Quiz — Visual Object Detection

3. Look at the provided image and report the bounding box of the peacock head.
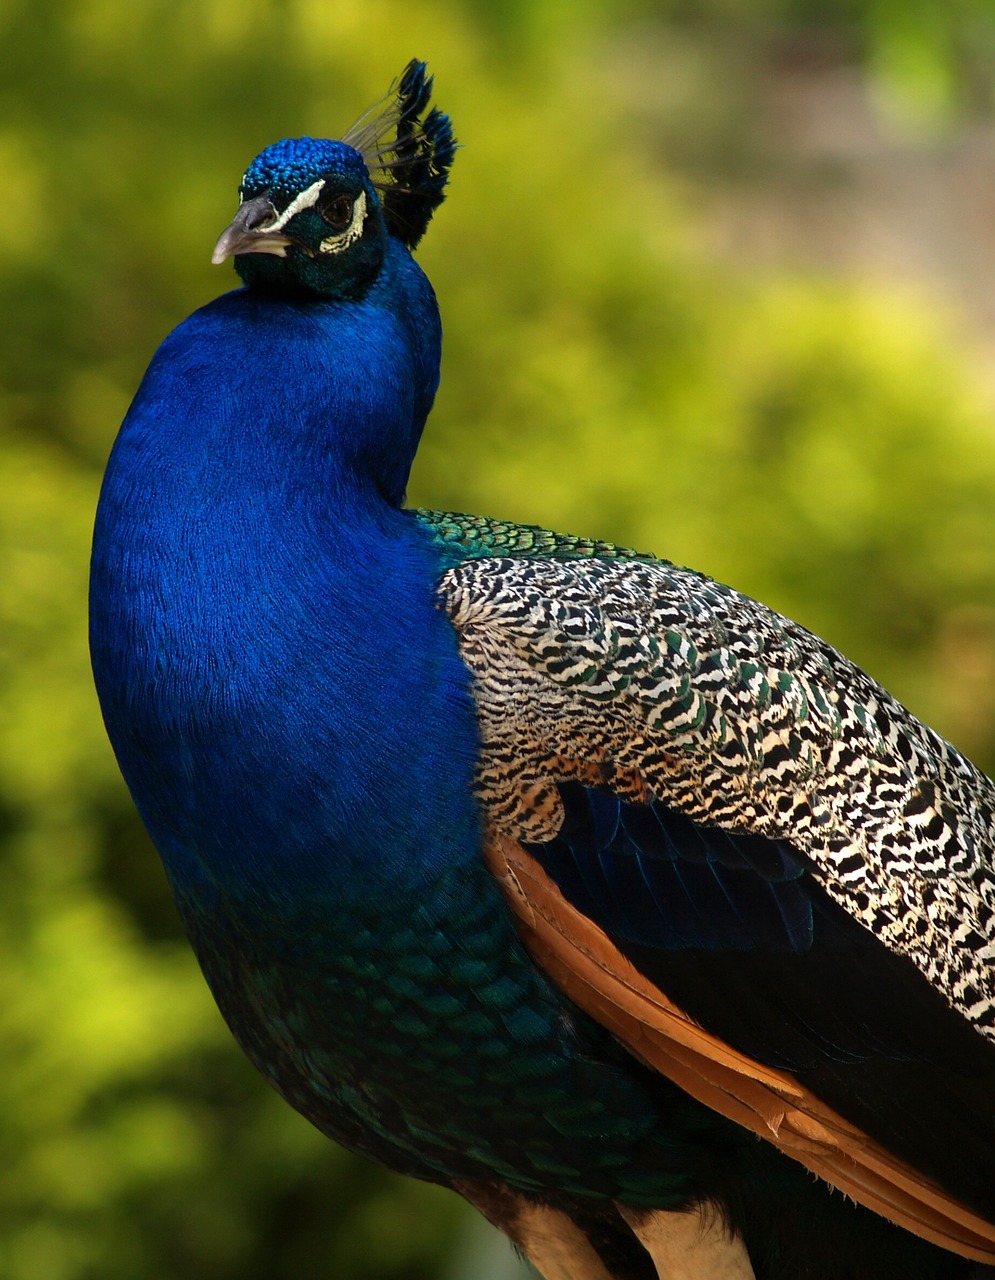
[211,60,456,300]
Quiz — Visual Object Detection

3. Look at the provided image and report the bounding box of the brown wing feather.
[484,831,995,1265]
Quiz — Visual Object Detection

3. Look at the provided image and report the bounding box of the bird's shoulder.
[414,506,995,1028]
[414,507,995,1253]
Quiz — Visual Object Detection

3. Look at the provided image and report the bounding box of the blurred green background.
[4,1,995,1277]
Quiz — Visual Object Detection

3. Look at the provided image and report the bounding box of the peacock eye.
[319,194,355,233]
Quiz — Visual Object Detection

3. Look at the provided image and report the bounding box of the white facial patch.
[318,188,367,255]
[262,178,327,232]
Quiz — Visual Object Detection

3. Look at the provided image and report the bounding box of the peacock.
[89,61,995,1280]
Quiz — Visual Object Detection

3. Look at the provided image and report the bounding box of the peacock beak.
[211,194,295,264]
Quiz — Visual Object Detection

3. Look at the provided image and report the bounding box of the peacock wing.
[436,549,995,1263]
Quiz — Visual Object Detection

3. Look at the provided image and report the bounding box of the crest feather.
[342,59,457,248]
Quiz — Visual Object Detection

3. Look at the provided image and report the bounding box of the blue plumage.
[242,137,367,195]
[535,786,812,953]
[90,62,995,1280]
[91,267,473,892]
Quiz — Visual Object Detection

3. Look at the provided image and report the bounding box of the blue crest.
[242,137,367,199]
[237,62,455,248]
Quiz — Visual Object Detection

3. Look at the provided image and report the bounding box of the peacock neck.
[90,251,482,914]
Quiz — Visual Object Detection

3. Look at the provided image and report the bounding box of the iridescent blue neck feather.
[90,238,480,911]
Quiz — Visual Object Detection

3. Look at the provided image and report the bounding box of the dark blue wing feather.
[534,782,812,955]
[518,779,995,1221]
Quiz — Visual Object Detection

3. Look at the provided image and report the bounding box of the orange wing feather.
[484,831,995,1265]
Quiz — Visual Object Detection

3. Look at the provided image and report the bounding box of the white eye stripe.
[318,188,367,255]
[250,178,327,232]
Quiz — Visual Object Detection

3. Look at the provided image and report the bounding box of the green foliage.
[3,1,995,1278]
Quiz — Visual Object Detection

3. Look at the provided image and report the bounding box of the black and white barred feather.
[436,551,995,1039]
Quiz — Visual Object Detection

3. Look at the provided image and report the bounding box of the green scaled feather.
[414,508,660,564]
